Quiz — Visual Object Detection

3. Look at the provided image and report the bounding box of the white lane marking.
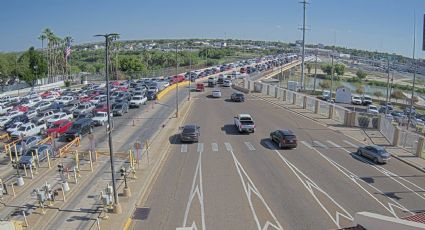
[300,141,313,149]
[228,149,283,230]
[313,141,328,149]
[338,145,425,203]
[327,140,341,148]
[224,142,233,152]
[197,143,204,153]
[211,143,218,152]
[182,151,206,230]
[308,144,413,218]
[343,140,359,148]
[181,144,188,153]
[274,149,353,228]
[244,142,256,151]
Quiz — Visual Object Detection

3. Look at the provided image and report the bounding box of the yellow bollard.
[89,151,93,172]
[75,150,79,170]
[35,149,40,168]
[46,149,51,169]
[7,145,12,163]
[14,144,19,162]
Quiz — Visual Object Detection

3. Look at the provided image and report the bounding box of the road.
[134,86,425,230]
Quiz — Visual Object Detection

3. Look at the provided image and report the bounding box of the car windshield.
[241,120,254,125]
[285,135,296,140]
[49,123,61,128]
[236,94,244,97]
[95,113,105,117]
[71,124,81,130]
[133,97,141,100]
[77,105,86,109]
[18,126,26,131]
[115,105,123,109]
[53,114,62,118]
[182,126,196,133]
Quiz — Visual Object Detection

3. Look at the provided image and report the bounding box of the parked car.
[33,110,55,124]
[367,105,379,114]
[112,103,129,116]
[63,118,93,141]
[130,96,148,108]
[351,96,362,105]
[47,112,73,124]
[73,103,94,118]
[4,115,29,130]
[361,95,373,105]
[92,112,110,126]
[270,130,297,149]
[357,145,390,164]
[230,93,245,102]
[10,122,47,139]
[6,122,24,134]
[196,83,205,92]
[18,144,54,168]
[179,124,200,142]
[47,119,73,137]
[223,79,232,87]
[146,91,156,101]
[11,136,43,156]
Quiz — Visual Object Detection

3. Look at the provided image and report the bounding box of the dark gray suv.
[179,124,200,142]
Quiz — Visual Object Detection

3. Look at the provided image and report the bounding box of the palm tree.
[63,36,73,80]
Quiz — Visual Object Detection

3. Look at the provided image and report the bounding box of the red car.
[196,83,205,92]
[93,103,111,113]
[14,105,29,112]
[47,120,73,137]
[79,96,92,103]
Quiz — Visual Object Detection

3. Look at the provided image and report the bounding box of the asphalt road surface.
[134,86,425,230]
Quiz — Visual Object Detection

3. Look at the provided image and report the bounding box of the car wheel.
[373,158,379,164]
[357,150,362,156]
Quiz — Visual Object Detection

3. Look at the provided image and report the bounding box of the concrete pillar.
[267,85,270,95]
[292,93,297,105]
[275,87,278,98]
[328,105,334,119]
[314,100,320,114]
[376,116,381,130]
[417,136,424,157]
[243,79,248,89]
[393,127,400,146]
[303,96,307,109]
[282,90,287,101]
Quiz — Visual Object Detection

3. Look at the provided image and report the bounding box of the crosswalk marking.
[300,141,313,149]
[343,140,359,148]
[212,143,218,152]
[197,143,204,153]
[181,144,188,153]
[313,141,328,149]
[327,140,341,148]
[224,142,233,151]
[244,142,256,151]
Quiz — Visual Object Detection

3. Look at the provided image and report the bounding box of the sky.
[0,0,424,58]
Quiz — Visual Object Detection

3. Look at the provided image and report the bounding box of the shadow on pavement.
[349,152,376,166]
[221,124,248,135]
[260,138,276,150]
[168,134,181,145]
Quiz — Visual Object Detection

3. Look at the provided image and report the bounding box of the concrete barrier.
[232,85,250,94]
[0,81,65,97]
[156,81,190,101]
[354,212,425,230]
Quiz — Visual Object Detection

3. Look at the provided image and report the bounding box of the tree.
[334,63,345,76]
[356,69,367,80]
[17,47,47,86]
[355,86,364,95]
[320,64,333,76]
[373,91,383,100]
[306,63,312,74]
[391,90,404,103]
[119,56,147,73]
[319,81,330,90]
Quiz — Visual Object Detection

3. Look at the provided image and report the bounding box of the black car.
[63,118,93,141]
[113,103,129,116]
[4,115,29,130]
[179,124,200,142]
[146,91,157,100]
[230,93,245,102]
[270,129,297,149]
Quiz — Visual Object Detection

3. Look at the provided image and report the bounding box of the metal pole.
[313,49,318,94]
[175,44,179,118]
[407,15,417,130]
[330,53,334,100]
[300,0,307,90]
[385,57,390,115]
[188,52,192,101]
[95,33,120,209]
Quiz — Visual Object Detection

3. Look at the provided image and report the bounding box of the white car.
[57,96,74,105]
[367,105,379,114]
[212,89,222,98]
[92,112,111,126]
[7,110,24,119]
[47,112,73,124]
[412,118,425,128]
[6,122,24,134]
[42,95,58,102]
[129,96,148,108]
[351,96,362,105]
[0,117,11,128]
[223,80,232,87]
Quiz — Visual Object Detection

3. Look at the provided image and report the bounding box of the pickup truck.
[11,122,47,139]
[0,104,13,115]
[46,112,73,124]
[234,114,255,133]
[92,111,111,126]
[73,103,95,118]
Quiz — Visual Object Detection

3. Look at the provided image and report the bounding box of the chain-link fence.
[399,130,419,154]
[380,116,395,144]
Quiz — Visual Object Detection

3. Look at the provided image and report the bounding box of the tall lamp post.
[94,33,122,214]
[175,44,179,117]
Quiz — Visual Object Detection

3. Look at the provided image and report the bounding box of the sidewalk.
[251,92,425,173]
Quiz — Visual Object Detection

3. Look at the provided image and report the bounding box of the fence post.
[282,90,286,101]
[303,96,307,109]
[417,136,424,157]
[314,100,320,114]
[393,127,401,146]
[266,85,270,95]
[328,105,334,119]
[292,93,296,105]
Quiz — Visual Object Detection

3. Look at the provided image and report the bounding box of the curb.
[391,154,425,174]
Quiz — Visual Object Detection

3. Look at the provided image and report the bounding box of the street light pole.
[313,49,318,94]
[299,0,308,91]
[175,44,179,118]
[94,33,121,214]
[188,52,192,101]
[407,14,417,131]
[385,57,391,115]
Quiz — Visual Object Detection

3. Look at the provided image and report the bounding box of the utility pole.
[407,14,417,130]
[188,52,192,101]
[94,33,121,214]
[175,44,179,118]
[385,57,391,115]
[313,48,318,94]
[299,0,308,90]
[330,52,334,100]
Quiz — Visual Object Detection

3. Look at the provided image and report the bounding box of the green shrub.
[64,81,71,87]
